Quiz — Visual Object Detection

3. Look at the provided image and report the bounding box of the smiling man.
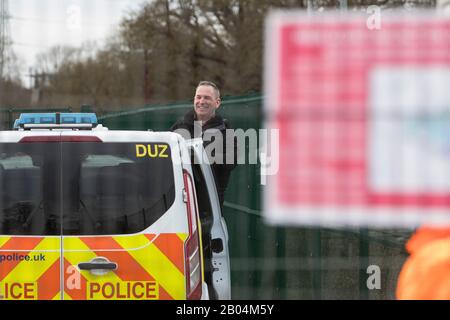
[170,80,236,209]
[193,81,221,123]
[171,81,237,300]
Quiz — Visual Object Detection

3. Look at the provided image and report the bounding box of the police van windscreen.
[0,142,175,236]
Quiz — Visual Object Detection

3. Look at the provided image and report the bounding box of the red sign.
[264,12,450,227]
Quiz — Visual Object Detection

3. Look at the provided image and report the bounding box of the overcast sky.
[8,0,145,83]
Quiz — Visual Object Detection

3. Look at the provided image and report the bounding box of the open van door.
[186,138,231,300]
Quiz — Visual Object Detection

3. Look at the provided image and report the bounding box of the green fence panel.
[98,93,413,300]
[2,94,412,299]
[0,107,73,130]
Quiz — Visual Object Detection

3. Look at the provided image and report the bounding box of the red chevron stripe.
[152,234,185,274]
[0,237,45,281]
[144,234,156,242]
[80,237,154,281]
[63,258,87,300]
[159,285,175,300]
[36,259,61,300]
[0,237,44,250]
[75,236,123,250]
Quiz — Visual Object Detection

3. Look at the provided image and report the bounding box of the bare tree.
[8,0,436,109]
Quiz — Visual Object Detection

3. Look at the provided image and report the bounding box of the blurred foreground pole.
[306,0,314,13]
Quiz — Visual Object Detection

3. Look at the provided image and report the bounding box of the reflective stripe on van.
[0,233,188,300]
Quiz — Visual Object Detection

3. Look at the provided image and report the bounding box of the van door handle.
[78,257,117,271]
[78,262,117,270]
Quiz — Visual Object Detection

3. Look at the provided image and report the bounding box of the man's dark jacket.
[170,109,237,207]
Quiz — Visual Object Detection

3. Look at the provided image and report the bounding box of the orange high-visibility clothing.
[396,226,450,300]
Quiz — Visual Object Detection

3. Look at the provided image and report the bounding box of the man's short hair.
[197,81,220,99]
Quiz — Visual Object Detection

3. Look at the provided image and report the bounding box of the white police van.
[0,113,230,300]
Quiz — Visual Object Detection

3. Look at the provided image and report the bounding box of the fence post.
[275,227,286,299]
[359,228,370,299]
[7,108,13,129]
[312,228,322,299]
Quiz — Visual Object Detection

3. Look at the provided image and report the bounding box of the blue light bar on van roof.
[13,113,98,129]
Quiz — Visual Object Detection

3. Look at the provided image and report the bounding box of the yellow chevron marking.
[63,237,94,252]
[0,282,37,300]
[63,237,125,300]
[196,230,205,284]
[2,238,60,284]
[111,234,153,250]
[176,233,188,242]
[0,237,10,248]
[53,292,63,300]
[114,235,185,300]
[63,234,153,252]
[87,281,159,300]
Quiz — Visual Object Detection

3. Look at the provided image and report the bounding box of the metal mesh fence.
[0,96,413,299]
[0,95,412,299]
[90,93,412,300]
[0,107,72,130]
